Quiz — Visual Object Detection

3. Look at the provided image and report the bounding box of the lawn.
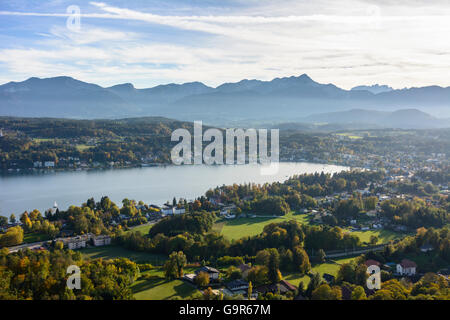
[126,223,153,235]
[282,256,360,287]
[216,211,312,241]
[75,144,93,151]
[349,229,404,244]
[23,233,51,243]
[80,245,167,265]
[131,268,198,300]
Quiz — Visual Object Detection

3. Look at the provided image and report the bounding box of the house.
[195,266,220,280]
[396,259,417,276]
[209,197,222,206]
[238,264,251,278]
[364,259,381,268]
[323,273,335,284]
[255,280,297,295]
[420,244,434,253]
[161,205,174,215]
[174,207,186,214]
[220,205,236,215]
[226,279,249,293]
[33,161,43,168]
[183,273,197,283]
[279,280,297,292]
[44,161,55,168]
[93,235,111,246]
[366,210,377,217]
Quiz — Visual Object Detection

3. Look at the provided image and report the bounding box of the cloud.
[0,0,450,89]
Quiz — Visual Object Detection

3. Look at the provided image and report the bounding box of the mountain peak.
[108,83,135,91]
[351,84,393,94]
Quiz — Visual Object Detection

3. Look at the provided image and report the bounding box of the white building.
[63,234,92,250]
[396,259,417,276]
[195,266,220,280]
[33,161,43,168]
[93,235,111,247]
[162,205,185,215]
[44,161,55,168]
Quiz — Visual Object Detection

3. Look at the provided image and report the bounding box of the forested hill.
[0,116,193,138]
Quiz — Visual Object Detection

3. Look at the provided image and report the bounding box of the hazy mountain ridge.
[1,75,449,128]
[351,84,394,94]
[301,108,450,129]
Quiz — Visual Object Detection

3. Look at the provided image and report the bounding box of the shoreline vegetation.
[0,167,448,300]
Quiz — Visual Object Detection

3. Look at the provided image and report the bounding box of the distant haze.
[0,74,449,127]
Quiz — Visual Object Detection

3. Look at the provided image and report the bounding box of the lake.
[0,162,348,217]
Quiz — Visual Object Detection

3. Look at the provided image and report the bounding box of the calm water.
[0,163,348,217]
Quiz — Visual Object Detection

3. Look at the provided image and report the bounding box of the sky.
[1,0,450,89]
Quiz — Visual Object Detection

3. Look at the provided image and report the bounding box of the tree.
[9,214,16,224]
[247,266,269,286]
[267,249,282,284]
[195,271,210,287]
[248,281,253,300]
[293,246,311,273]
[0,226,24,247]
[317,249,326,263]
[306,272,322,298]
[55,241,64,250]
[163,251,187,279]
[0,216,8,228]
[369,235,379,246]
[311,284,342,300]
[351,286,367,300]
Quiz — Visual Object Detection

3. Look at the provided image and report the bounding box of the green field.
[80,245,167,265]
[126,223,154,235]
[283,256,360,287]
[75,144,93,151]
[215,211,312,240]
[131,268,198,300]
[348,229,404,244]
[23,233,51,244]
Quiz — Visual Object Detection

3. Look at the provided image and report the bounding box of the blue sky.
[1,0,450,89]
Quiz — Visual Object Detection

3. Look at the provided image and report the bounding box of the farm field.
[80,245,167,265]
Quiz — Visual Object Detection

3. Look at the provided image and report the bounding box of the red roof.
[400,259,417,268]
[279,280,297,292]
[365,259,380,267]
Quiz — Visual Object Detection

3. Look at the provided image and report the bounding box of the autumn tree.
[163,251,187,279]
[195,271,210,287]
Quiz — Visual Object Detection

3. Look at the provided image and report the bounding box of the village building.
[255,280,297,296]
[93,235,112,246]
[420,244,434,253]
[62,234,92,250]
[226,279,249,295]
[365,259,381,268]
[396,259,417,276]
[195,266,220,280]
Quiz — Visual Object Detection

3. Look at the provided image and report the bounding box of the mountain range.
[0,74,449,128]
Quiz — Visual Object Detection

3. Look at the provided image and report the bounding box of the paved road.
[7,240,49,253]
[5,219,161,253]
[324,244,387,258]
